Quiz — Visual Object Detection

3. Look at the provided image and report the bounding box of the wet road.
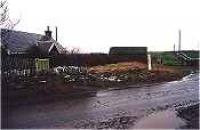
[7,73,199,128]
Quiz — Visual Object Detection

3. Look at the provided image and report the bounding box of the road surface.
[4,73,199,128]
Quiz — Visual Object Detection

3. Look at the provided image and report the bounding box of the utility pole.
[178,29,181,51]
[173,43,176,52]
[55,26,58,41]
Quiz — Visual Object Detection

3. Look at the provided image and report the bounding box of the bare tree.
[0,0,8,25]
[1,0,20,56]
[70,47,80,54]
[63,47,70,54]
[63,47,81,54]
[0,0,20,29]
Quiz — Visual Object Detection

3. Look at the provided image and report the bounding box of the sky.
[8,0,200,53]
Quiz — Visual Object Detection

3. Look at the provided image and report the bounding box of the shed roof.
[109,47,147,55]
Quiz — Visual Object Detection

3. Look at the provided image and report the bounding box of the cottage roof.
[0,28,65,54]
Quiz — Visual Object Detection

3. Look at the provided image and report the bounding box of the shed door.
[35,58,49,72]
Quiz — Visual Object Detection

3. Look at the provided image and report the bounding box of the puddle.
[96,91,109,97]
[133,109,186,129]
[181,73,199,82]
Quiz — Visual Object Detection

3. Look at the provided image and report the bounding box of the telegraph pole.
[178,29,181,51]
[173,43,176,52]
[55,26,58,41]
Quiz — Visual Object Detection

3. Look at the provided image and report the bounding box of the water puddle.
[133,109,186,129]
[181,73,199,82]
[96,91,109,97]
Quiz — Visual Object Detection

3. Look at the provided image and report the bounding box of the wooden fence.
[1,55,36,78]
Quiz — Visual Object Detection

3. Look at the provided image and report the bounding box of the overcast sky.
[8,0,200,53]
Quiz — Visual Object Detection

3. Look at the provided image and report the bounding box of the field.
[150,50,199,66]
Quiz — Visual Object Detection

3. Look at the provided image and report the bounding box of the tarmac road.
[4,73,199,129]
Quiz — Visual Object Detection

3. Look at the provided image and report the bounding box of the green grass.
[150,50,199,66]
[161,52,180,65]
[150,51,180,66]
[181,51,199,59]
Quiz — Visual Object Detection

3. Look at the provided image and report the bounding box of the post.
[148,54,152,71]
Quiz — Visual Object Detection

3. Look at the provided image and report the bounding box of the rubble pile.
[51,62,186,88]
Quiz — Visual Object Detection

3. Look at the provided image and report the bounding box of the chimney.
[45,26,52,39]
[55,26,58,41]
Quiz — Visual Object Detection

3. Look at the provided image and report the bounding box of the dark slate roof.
[38,41,54,53]
[0,28,64,54]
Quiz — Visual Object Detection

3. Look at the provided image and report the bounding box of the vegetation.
[150,50,199,66]
[150,51,180,66]
[0,0,20,29]
[89,62,147,74]
[181,51,199,59]
[86,61,188,88]
[160,52,180,66]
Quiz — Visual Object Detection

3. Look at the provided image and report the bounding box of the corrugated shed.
[109,47,147,56]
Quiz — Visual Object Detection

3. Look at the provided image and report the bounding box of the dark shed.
[109,47,147,55]
[109,47,148,63]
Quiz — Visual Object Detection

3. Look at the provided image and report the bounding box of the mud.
[2,73,198,129]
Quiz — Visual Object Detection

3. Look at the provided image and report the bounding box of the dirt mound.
[89,62,147,74]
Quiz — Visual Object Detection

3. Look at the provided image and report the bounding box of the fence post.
[148,54,152,71]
